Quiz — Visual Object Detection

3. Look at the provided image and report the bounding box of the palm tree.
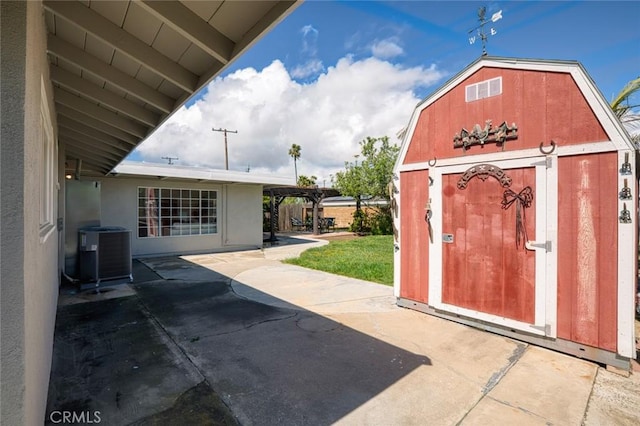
[288,143,301,184]
[611,77,640,146]
[611,77,639,118]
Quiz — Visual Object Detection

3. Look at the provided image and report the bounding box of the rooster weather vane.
[468,6,503,56]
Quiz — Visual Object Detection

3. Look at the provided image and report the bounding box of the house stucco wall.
[1,1,60,425]
[99,177,262,256]
[0,3,27,422]
[224,184,263,247]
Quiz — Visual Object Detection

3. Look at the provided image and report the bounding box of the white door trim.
[428,156,556,337]
[617,149,636,357]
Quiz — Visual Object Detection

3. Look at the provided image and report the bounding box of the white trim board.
[427,157,555,337]
[397,140,618,172]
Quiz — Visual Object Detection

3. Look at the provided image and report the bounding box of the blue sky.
[226,0,638,101]
[131,0,640,183]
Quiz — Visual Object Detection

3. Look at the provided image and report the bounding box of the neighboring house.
[319,196,389,229]
[393,56,637,371]
[0,1,301,424]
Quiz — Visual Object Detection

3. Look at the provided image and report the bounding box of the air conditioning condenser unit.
[78,226,132,289]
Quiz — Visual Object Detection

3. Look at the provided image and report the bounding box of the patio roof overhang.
[111,161,295,187]
[44,0,302,178]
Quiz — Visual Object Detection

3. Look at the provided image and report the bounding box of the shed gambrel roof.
[395,56,636,170]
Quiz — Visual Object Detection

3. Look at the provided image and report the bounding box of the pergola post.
[263,186,340,239]
[312,199,319,235]
[269,189,276,242]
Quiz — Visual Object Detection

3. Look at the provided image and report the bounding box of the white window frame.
[137,187,218,238]
[465,77,502,102]
[39,77,56,242]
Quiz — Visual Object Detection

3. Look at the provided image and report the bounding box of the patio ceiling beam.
[66,159,111,176]
[232,1,298,57]
[137,1,233,65]
[43,0,198,93]
[60,133,127,164]
[57,116,135,152]
[54,87,148,139]
[47,35,175,114]
[196,62,225,89]
[59,130,128,160]
[62,149,120,173]
[64,154,113,173]
[64,144,119,169]
[65,156,110,175]
[56,104,140,146]
[51,65,160,127]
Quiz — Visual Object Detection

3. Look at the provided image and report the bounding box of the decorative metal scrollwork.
[539,140,557,155]
[620,203,632,224]
[502,187,533,248]
[619,178,632,200]
[453,120,518,150]
[388,182,398,217]
[620,152,632,175]
[425,199,434,243]
[457,163,512,190]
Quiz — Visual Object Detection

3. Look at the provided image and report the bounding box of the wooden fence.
[275,204,305,231]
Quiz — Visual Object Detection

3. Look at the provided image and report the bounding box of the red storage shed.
[392,57,637,370]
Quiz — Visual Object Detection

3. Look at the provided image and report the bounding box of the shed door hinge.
[525,240,552,252]
[531,158,553,169]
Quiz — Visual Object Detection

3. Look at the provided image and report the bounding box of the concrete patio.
[46,235,640,425]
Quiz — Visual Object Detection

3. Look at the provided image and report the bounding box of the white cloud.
[300,24,319,55]
[291,59,324,79]
[371,38,404,59]
[133,56,445,182]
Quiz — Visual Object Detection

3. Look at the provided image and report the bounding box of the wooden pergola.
[264,186,340,241]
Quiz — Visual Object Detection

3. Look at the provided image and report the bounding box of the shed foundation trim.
[396,298,632,371]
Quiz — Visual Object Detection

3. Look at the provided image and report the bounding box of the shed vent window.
[138,187,217,238]
[465,77,502,102]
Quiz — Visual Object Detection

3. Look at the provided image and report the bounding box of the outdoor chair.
[317,217,336,233]
[325,217,336,231]
[291,217,305,231]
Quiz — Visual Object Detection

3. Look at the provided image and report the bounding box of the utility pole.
[212,127,238,170]
[161,156,179,165]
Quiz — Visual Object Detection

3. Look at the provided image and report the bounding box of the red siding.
[557,153,618,351]
[400,170,430,303]
[441,168,536,323]
[404,68,609,165]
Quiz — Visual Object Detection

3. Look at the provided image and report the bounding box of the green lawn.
[283,235,394,286]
